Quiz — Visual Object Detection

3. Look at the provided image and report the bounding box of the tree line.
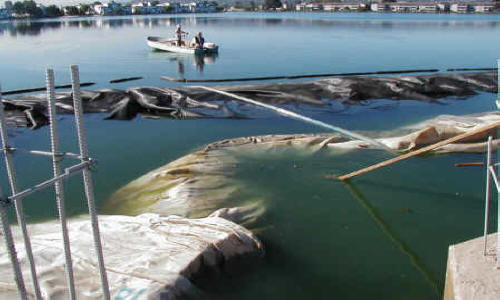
[3,1,120,17]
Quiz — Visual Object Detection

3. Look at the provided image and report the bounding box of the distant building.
[390,3,419,13]
[370,3,389,12]
[323,2,366,12]
[296,2,322,11]
[417,3,437,13]
[450,3,472,13]
[131,2,164,14]
[156,2,177,13]
[472,2,495,13]
[129,1,215,14]
[0,8,11,19]
[295,3,305,11]
[187,1,217,13]
[437,3,450,12]
[94,1,123,15]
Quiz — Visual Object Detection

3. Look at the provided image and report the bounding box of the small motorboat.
[147,36,219,55]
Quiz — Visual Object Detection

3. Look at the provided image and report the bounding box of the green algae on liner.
[105,111,499,224]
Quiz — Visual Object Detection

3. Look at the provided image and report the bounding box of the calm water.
[1,12,500,90]
[0,12,499,299]
[203,149,494,300]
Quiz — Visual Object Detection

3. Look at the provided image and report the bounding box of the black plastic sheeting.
[2,72,497,129]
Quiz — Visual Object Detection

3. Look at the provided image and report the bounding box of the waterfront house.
[472,2,495,13]
[94,1,123,15]
[156,2,178,13]
[295,2,322,11]
[323,2,366,12]
[450,3,471,13]
[437,3,450,12]
[370,3,390,12]
[295,3,305,11]
[189,1,216,13]
[131,2,145,14]
[390,3,419,13]
[0,8,11,19]
[417,3,437,13]
[131,2,164,14]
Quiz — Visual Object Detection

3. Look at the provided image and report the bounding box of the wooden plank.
[337,122,499,181]
[454,162,484,167]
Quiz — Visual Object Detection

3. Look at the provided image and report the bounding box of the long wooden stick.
[337,122,499,181]
[454,162,484,167]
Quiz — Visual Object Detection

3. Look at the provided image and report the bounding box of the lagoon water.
[1,12,500,299]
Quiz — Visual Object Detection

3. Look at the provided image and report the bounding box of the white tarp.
[0,213,263,299]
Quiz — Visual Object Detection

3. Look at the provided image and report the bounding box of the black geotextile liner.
[2,72,497,129]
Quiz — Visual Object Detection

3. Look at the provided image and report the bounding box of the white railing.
[483,58,500,263]
[484,135,500,266]
[0,66,110,299]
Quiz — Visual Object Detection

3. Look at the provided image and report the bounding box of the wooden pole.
[454,162,484,167]
[337,122,500,181]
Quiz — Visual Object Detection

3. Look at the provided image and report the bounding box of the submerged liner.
[1,72,497,129]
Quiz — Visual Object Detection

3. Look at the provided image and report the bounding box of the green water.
[202,148,493,299]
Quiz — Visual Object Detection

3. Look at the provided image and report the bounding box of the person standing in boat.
[195,32,205,49]
[175,24,187,47]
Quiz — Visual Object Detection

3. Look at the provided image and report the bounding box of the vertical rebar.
[46,69,76,299]
[484,136,492,256]
[0,84,42,299]
[0,192,27,299]
[70,65,110,299]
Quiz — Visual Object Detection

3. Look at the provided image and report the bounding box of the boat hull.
[147,36,218,54]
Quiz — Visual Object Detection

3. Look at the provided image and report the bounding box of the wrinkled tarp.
[2,72,497,128]
[106,112,499,221]
[0,213,263,299]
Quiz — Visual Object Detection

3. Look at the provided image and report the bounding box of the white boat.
[147,36,219,55]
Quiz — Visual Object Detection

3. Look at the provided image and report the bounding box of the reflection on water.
[194,52,217,73]
[149,50,218,75]
[1,12,499,92]
[1,13,499,37]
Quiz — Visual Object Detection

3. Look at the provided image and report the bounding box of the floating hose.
[195,85,394,153]
[109,77,143,84]
[3,82,95,96]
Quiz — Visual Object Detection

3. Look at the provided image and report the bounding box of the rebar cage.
[0,66,110,299]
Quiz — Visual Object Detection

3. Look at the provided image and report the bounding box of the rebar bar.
[8,161,94,202]
[0,186,27,299]
[46,69,76,299]
[0,84,42,299]
[70,65,110,299]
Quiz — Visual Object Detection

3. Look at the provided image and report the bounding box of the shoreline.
[2,10,500,21]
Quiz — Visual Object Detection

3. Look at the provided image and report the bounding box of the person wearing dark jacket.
[194,32,205,49]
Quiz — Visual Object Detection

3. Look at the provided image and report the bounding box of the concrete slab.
[444,233,500,300]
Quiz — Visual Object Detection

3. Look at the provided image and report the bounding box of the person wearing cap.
[175,24,187,46]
